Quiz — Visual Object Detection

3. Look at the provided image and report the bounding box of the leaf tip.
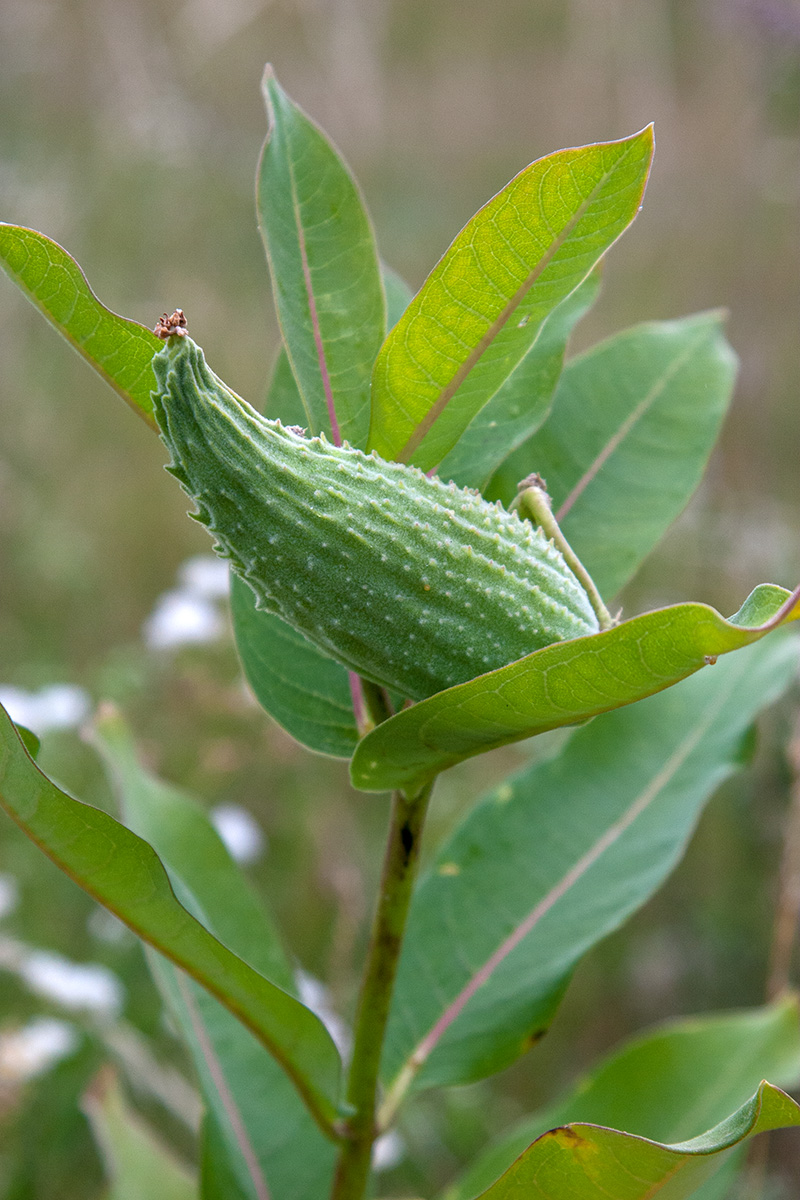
[260,63,279,127]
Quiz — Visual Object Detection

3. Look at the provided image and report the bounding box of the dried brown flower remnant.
[154,310,188,339]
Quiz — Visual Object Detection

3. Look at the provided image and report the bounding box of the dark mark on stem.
[400,821,415,865]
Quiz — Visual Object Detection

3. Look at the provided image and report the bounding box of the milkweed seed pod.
[152,333,599,700]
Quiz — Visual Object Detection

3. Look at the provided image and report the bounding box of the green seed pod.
[152,334,599,700]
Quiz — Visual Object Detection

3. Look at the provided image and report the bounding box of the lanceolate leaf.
[445,994,800,1199]
[263,342,310,428]
[0,224,160,426]
[200,1112,251,1200]
[152,959,337,1200]
[93,709,337,1200]
[351,584,800,793]
[258,67,385,448]
[0,704,342,1132]
[262,263,413,430]
[231,573,359,758]
[437,268,601,491]
[487,312,738,598]
[368,128,654,472]
[468,1083,800,1200]
[379,636,799,1097]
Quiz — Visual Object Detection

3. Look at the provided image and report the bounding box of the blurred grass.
[1,1,800,1196]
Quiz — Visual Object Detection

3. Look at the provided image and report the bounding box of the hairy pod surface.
[152,336,599,700]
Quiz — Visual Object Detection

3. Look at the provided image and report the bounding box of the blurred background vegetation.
[1,1,800,1196]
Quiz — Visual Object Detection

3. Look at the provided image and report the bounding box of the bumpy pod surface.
[152,336,599,700]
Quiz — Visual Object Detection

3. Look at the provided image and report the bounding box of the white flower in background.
[295,970,351,1056]
[178,554,230,599]
[19,951,124,1017]
[211,803,266,864]
[0,683,90,734]
[143,590,224,650]
[143,554,229,650]
[0,875,19,921]
[372,1129,405,1172]
[0,1018,78,1083]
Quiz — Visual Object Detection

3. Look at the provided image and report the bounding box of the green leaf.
[367,128,654,472]
[152,958,337,1200]
[92,708,336,1200]
[437,268,601,491]
[487,312,738,598]
[0,702,342,1132]
[379,635,799,1097]
[0,224,160,427]
[92,705,293,987]
[466,1082,800,1200]
[263,343,310,427]
[231,573,360,758]
[13,723,40,760]
[263,262,414,430]
[257,67,385,447]
[83,1068,197,1200]
[351,584,800,793]
[200,1113,251,1200]
[444,994,800,1199]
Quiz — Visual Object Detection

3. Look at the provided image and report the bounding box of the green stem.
[514,476,615,631]
[360,678,395,730]
[766,710,800,999]
[330,780,435,1200]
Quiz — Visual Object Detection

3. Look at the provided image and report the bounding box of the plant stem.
[360,678,395,729]
[766,710,800,999]
[330,780,434,1200]
[747,710,800,1196]
[514,475,614,631]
